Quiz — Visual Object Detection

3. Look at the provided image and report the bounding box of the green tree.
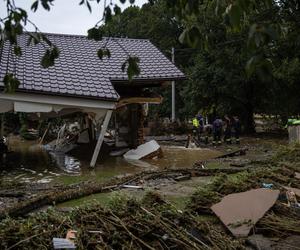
[180,0,300,132]
[0,0,141,88]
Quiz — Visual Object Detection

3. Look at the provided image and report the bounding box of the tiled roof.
[0,33,185,101]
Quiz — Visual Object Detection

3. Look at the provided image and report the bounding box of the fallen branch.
[0,167,246,219]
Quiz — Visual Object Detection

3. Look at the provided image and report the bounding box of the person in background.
[233,116,241,144]
[192,116,200,140]
[212,117,223,145]
[223,115,232,144]
[203,124,212,144]
[0,137,8,162]
[196,113,204,141]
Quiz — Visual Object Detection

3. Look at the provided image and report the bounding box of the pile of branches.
[2,144,300,249]
[0,192,244,250]
[257,203,300,237]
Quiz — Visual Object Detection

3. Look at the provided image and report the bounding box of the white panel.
[123,140,160,160]
[14,101,53,113]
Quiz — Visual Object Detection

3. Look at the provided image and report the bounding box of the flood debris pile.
[1,144,300,249]
[187,144,300,248]
[0,192,244,250]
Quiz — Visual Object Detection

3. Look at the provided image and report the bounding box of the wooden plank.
[116,96,163,109]
[90,110,113,167]
[215,148,248,159]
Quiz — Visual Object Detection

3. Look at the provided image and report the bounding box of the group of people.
[192,114,241,146]
[0,137,8,162]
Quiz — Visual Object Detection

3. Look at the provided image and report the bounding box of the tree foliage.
[0,0,141,92]
[167,0,300,77]
[180,0,300,132]
[1,0,300,133]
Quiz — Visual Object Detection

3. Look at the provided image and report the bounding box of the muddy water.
[0,137,222,185]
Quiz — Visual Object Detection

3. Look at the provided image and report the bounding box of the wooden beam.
[90,110,113,167]
[116,96,163,109]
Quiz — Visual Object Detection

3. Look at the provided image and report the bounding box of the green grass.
[57,192,115,208]
[165,195,189,210]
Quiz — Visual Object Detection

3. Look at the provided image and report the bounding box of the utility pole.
[0,114,3,138]
[171,47,175,122]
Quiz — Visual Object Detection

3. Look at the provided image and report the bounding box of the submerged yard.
[0,135,222,185]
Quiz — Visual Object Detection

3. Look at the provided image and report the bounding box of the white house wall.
[0,93,116,110]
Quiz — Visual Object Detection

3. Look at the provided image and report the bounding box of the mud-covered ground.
[0,134,285,211]
[2,134,299,250]
[57,135,285,210]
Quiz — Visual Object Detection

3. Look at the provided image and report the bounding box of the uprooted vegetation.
[0,192,244,250]
[186,144,300,242]
[1,144,300,249]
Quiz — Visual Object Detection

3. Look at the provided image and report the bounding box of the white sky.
[0,0,147,35]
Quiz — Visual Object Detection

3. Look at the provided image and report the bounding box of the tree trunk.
[243,103,256,134]
[243,80,256,134]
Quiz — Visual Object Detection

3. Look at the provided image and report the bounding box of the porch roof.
[0,33,185,101]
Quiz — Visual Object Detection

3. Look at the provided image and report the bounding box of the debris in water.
[215,148,248,159]
[123,140,162,160]
[211,188,279,237]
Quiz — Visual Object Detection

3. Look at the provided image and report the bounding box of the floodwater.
[0,136,222,186]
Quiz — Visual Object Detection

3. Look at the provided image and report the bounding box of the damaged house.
[0,33,185,166]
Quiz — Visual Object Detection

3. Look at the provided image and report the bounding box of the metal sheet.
[211,188,279,237]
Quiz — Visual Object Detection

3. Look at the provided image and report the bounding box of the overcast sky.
[0,0,147,35]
